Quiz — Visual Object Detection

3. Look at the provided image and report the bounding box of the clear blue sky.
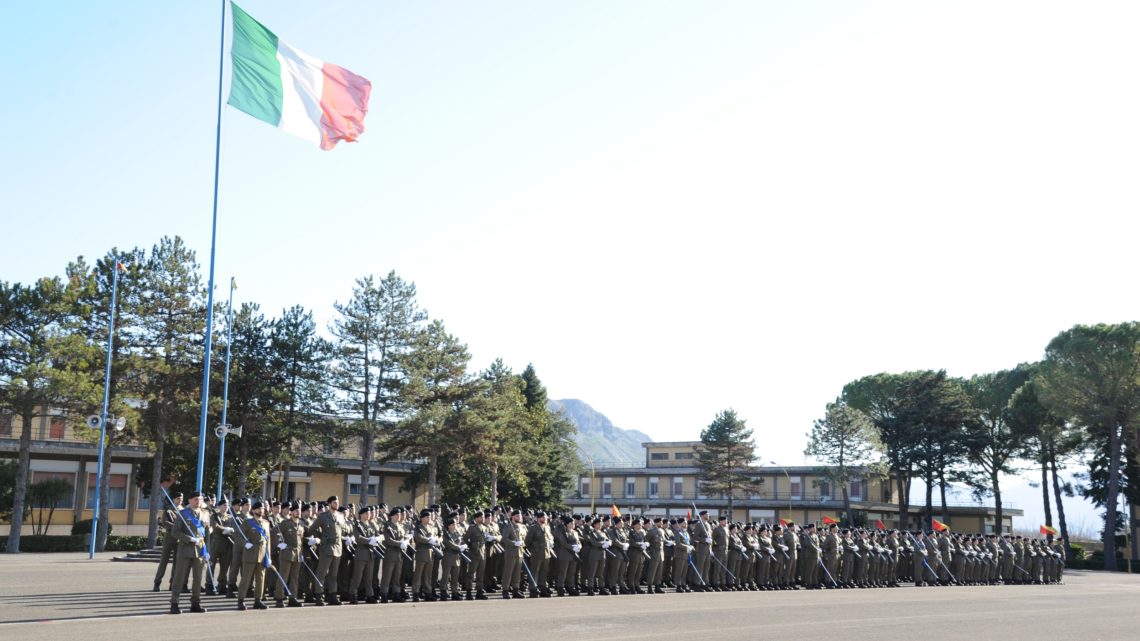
[3,1,1137,530]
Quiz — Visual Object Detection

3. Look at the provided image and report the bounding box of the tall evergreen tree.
[805,401,885,523]
[135,236,206,547]
[842,373,912,527]
[695,409,758,521]
[329,272,425,505]
[0,276,97,552]
[1041,323,1140,571]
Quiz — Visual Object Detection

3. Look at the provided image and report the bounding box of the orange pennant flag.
[822,516,839,525]
[931,518,948,532]
[875,519,886,530]
[778,518,790,527]
[1040,524,1058,536]
[611,504,621,518]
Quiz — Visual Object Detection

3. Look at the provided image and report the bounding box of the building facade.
[566,441,1021,534]
[0,411,428,537]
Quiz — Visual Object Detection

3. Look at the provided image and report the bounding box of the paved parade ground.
[1,553,1138,641]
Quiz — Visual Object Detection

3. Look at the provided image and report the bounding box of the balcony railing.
[565,491,1017,511]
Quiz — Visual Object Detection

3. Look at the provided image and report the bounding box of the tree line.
[0,236,577,554]
[803,324,1140,571]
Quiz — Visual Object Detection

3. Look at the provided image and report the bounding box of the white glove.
[513,539,523,547]
[571,543,582,553]
[601,540,611,549]
[190,536,201,545]
[460,544,468,552]
[400,540,408,550]
[277,542,287,550]
[779,544,788,551]
[665,540,675,547]
[705,536,713,544]
[686,545,694,553]
[485,534,495,542]
[244,542,253,550]
[620,542,629,551]
[307,536,319,546]
[369,536,379,546]
[222,527,234,535]
[767,547,775,554]
[639,542,648,549]
[343,536,353,544]
[429,536,439,546]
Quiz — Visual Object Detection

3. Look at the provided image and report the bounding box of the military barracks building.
[565,441,1022,534]
[0,411,427,537]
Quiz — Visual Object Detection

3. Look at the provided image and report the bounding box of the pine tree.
[695,409,758,521]
[805,401,885,523]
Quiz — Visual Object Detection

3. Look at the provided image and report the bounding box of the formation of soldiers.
[157,493,1067,614]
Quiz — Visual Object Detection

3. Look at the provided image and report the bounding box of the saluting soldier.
[168,491,210,614]
[272,501,304,608]
[236,500,272,611]
[307,495,351,605]
[525,511,555,597]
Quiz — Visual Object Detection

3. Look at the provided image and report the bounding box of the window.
[86,473,127,509]
[674,452,693,460]
[601,477,613,499]
[789,476,802,501]
[672,477,684,499]
[818,480,831,500]
[697,481,708,500]
[0,412,12,437]
[650,453,669,461]
[579,476,591,497]
[137,490,151,510]
[625,478,636,499]
[348,481,378,497]
[31,471,76,509]
[49,417,65,439]
[648,477,659,499]
[849,479,865,501]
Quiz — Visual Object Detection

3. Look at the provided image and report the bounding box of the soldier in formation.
[160,499,1067,613]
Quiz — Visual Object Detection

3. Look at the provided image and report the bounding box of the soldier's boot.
[169,604,181,614]
[501,589,511,600]
[349,595,359,605]
[287,597,303,608]
[366,595,379,604]
[154,581,162,593]
[529,588,539,598]
[225,585,237,599]
[204,585,216,596]
[438,590,448,601]
[312,594,325,607]
[556,587,566,597]
[380,593,389,604]
[327,594,342,606]
[475,590,488,600]
[236,600,247,611]
[512,588,525,599]
[586,586,596,596]
[451,591,462,601]
[654,586,665,594]
[275,598,285,608]
[253,600,268,610]
[189,604,207,613]
[465,590,474,601]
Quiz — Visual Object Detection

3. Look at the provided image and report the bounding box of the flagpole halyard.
[196,0,228,493]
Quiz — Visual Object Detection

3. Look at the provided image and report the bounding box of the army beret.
[187,491,202,500]
[699,510,709,516]
[300,503,311,512]
[773,525,783,531]
[270,499,280,507]
[326,495,339,504]
[217,498,228,506]
[482,510,492,517]
[535,511,546,518]
[444,518,456,527]
[289,502,301,511]
[358,506,369,515]
[560,515,573,524]
[653,517,662,523]
[728,523,738,530]
[828,523,838,530]
[420,509,432,518]
[337,505,349,513]
[237,497,250,506]
[804,523,815,529]
[511,509,521,516]
[457,507,467,514]
[590,518,601,525]
[171,491,184,499]
[743,523,753,530]
[251,501,264,510]
[717,514,727,521]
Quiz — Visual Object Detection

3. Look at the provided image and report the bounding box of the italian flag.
[228,2,372,150]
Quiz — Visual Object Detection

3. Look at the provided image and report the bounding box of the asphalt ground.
[1,553,1138,641]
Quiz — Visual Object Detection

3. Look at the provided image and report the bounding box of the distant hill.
[548,399,652,466]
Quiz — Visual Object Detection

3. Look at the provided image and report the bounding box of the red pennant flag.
[822,516,839,525]
[611,504,621,518]
[778,518,790,527]
[686,509,692,520]
[876,519,886,530]
[931,518,948,532]
[1040,524,1058,536]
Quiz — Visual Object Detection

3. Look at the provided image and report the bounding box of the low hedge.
[0,535,148,552]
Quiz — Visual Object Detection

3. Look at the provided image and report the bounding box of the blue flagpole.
[89,260,120,559]
[216,278,235,499]
[196,0,227,493]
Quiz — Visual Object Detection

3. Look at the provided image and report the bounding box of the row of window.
[649,452,694,460]
[580,476,867,501]
[0,413,68,439]
[28,471,134,510]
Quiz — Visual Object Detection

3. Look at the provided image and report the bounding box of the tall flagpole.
[89,259,120,559]
[216,278,236,499]
[196,0,227,492]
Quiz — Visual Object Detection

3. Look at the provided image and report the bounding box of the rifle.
[223,495,292,598]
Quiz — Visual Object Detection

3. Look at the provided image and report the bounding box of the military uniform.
[168,493,209,614]
[236,503,272,610]
[154,493,183,592]
[308,497,351,605]
[525,513,555,597]
[273,505,304,607]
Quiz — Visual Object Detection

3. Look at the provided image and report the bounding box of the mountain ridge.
[548,398,652,466]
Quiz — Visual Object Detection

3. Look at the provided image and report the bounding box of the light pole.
[89,259,123,559]
[215,277,236,500]
[770,460,793,521]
